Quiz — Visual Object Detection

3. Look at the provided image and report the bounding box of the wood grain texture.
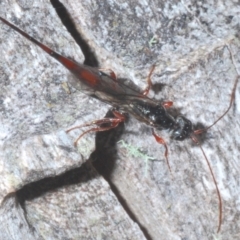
[0,0,240,239]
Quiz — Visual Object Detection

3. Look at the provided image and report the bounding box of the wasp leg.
[151,129,172,173]
[66,111,126,146]
[142,65,155,96]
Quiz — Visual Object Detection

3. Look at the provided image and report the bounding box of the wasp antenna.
[205,75,238,132]
[190,134,222,233]
[190,43,239,232]
[196,43,239,134]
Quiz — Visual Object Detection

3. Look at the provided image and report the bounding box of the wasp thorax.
[171,116,193,141]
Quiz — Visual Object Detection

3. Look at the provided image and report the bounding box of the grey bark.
[0,0,240,239]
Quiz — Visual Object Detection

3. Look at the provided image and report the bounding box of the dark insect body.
[1,16,238,233]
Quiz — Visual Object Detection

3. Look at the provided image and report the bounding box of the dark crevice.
[50,0,99,67]
[107,180,153,240]
[6,161,97,233]
[90,110,125,179]
[16,161,97,207]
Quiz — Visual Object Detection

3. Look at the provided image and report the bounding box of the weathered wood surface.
[0,0,240,239]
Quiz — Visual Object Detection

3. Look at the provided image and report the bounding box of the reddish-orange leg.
[66,110,125,146]
[152,129,171,173]
[142,66,174,172]
[142,66,174,108]
[142,65,156,96]
[152,101,174,173]
[162,101,173,108]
